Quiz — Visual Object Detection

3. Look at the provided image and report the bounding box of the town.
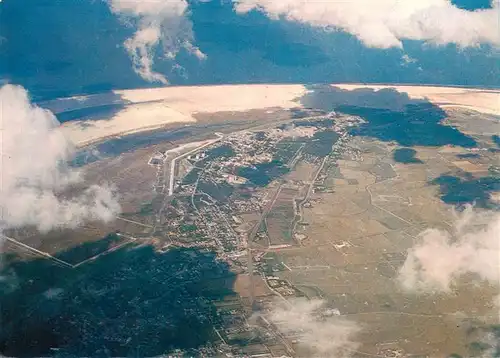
[140,111,365,357]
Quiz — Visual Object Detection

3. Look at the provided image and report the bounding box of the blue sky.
[0,0,498,100]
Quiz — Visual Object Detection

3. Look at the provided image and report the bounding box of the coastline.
[42,83,499,148]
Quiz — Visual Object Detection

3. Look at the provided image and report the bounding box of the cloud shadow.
[301,85,477,148]
[431,173,500,209]
[393,148,424,164]
[39,91,132,124]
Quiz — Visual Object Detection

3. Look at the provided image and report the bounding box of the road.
[291,154,329,235]
[1,234,74,268]
[248,185,283,243]
[72,234,136,268]
[242,115,334,306]
[246,184,284,307]
[116,216,154,228]
[167,133,224,196]
[0,231,145,270]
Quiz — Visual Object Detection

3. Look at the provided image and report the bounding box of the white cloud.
[0,85,121,233]
[265,298,360,357]
[233,0,500,49]
[109,0,206,84]
[398,206,500,292]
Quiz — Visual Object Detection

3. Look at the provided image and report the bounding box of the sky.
[0,0,499,100]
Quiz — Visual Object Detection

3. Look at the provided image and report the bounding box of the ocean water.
[1,0,499,101]
[451,0,493,10]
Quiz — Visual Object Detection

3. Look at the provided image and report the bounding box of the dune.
[43,84,307,115]
[61,102,196,147]
[45,84,498,147]
[116,84,307,113]
[52,84,306,147]
[335,84,500,115]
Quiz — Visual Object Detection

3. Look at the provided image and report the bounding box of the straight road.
[1,234,73,268]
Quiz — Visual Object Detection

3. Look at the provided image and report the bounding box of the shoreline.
[36,82,500,106]
[46,84,499,148]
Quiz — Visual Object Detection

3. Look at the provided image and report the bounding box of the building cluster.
[186,152,207,161]
[164,116,364,258]
[197,205,243,253]
[230,192,267,213]
[147,113,366,357]
[266,277,296,297]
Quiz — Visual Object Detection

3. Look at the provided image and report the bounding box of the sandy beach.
[335,84,500,115]
[43,84,499,147]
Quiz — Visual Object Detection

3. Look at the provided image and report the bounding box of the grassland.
[264,127,499,356]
